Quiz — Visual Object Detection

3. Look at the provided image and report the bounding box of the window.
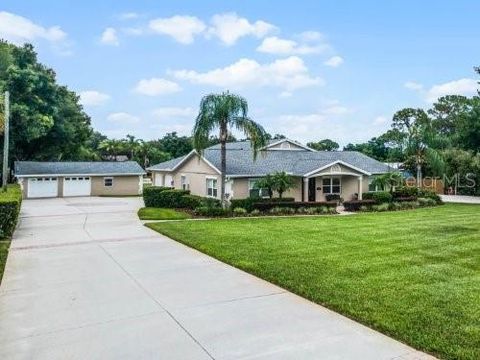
[322,177,341,194]
[248,179,270,198]
[181,175,188,190]
[206,178,218,197]
[104,177,113,187]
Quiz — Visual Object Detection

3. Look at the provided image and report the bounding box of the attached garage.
[27,177,58,198]
[15,161,146,199]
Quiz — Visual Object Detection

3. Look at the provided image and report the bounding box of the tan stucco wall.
[231,177,303,201]
[152,154,220,198]
[91,176,141,196]
[312,175,369,201]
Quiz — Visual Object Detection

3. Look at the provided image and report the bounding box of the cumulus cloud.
[257,36,326,55]
[100,27,119,46]
[133,78,181,96]
[207,13,276,46]
[148,15,206,44]
[404,81,423,91]
[79,91,111,106]
[152,107,195,119]
[0,11,68,50]
[107,112,140,124]
[425,78,478,103]
[405,78,478,103]
[171,56,323,92]
[324,56,344,67]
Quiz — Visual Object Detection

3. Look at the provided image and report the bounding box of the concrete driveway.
[0,197,434,359]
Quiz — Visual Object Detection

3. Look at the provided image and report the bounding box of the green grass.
[147,204,480,360]
[138,207,191,220]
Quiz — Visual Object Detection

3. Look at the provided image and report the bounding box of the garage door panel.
[28,178,58,198]
[63,177,91,197]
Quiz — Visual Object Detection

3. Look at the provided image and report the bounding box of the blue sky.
[1,1,479,145]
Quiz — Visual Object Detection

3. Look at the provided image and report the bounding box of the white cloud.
[324,56,344,67]
[0,11,68,46]
[152,107,195,119]
[171,56,323,92]
[107,112,140,124]
[149,15,206,44]
[100,27,119,46]
[405,78,478,103]
[79,91,111,106]
[118,12,139,20]
[257,36,325,55]
[207,13,276,46]
[373,115,388,125]
[404,81,423,91]
[298,31,324,42]
[133,78,181,96]
[425,78,478,103]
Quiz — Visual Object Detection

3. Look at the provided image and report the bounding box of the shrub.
[305,207,318,215]
[0,185,23,239]
[343,200,376,212]
[359,205,369,212]
[201,197,222,208]
[280,207,295,215]
[327,207,338,214]
[418,189,442,204]
[417,198,437,207]
[233,207,248,216]
[362,191,393,204]
[390,202,402,211]
[194,206,229,217]
[376,203,390,212]
[142,186,174,207]
[180,194,203,209]
[252,201,336,212]
[392,186,419,200]
[250,209,261,216]
[230,197,296,212]
[269,206,283,215]
[325,194,341,202]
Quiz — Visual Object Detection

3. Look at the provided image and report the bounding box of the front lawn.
[137,207,191,220]
[147,203,480,360]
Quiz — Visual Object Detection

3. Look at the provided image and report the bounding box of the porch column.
[161,173,166,186]
[303,177,309,202]
[358,175,363,200]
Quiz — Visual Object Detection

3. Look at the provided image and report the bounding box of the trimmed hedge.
[230,197,295,212]
[143,186,222,209]
[325,194,341,202]
[362,191,393,204]
[343,200,376,212]
[194,206,229,217]
[251,201,337,212]
[0,185,23,239]
[143,186,174,207]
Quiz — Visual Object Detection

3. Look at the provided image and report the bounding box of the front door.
[308,178,316,202]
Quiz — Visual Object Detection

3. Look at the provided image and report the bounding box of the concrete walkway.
[0,197,435,359]
[440,194,480,204]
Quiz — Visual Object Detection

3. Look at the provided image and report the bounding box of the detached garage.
[15,161,146,199]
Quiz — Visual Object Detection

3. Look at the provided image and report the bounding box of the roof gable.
[262,139,316,152]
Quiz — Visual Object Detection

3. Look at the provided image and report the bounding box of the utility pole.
[2,91,9,191]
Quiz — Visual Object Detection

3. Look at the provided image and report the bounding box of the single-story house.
[147,139,392,202]
[15,161,145,199]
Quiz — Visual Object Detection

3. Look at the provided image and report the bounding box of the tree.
[307,139,339,151]
[155,132,192,158]
[255,174,274,199]
[271,171,295,198]
[392,108,444,186]
[371,172,404,194]
[135,141,170,168]
[193,92,268,207]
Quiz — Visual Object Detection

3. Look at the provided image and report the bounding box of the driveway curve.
[0,197,435,359]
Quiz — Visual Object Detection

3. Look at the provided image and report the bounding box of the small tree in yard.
[271,172,295,199]
[255,174,274,199]
[371,172,404,194]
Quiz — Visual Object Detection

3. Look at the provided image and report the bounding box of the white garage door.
[28,177,58,198]
[63,176,91,197]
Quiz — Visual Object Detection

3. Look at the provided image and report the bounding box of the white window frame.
[180,175,189,191]
[206,177,218,198]
[248,178,270,198]
[104,177,113,187]
[322,177,341,194]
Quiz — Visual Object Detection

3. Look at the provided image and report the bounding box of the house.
[147,139,392,202]
[15,161,145,199]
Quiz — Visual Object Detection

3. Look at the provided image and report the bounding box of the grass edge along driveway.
[137,207,191,220]
[147,203,480,360]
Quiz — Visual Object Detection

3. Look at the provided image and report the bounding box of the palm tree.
[99,139,124,160]
[193,92,268,207]
[271,172,295,199]
[371,172,404,194]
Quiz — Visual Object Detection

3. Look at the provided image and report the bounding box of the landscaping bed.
[0,184,23,283]
[147,203,480,360]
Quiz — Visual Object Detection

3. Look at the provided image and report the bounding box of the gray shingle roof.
[148,141,392,176]
[15,161,145,176]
